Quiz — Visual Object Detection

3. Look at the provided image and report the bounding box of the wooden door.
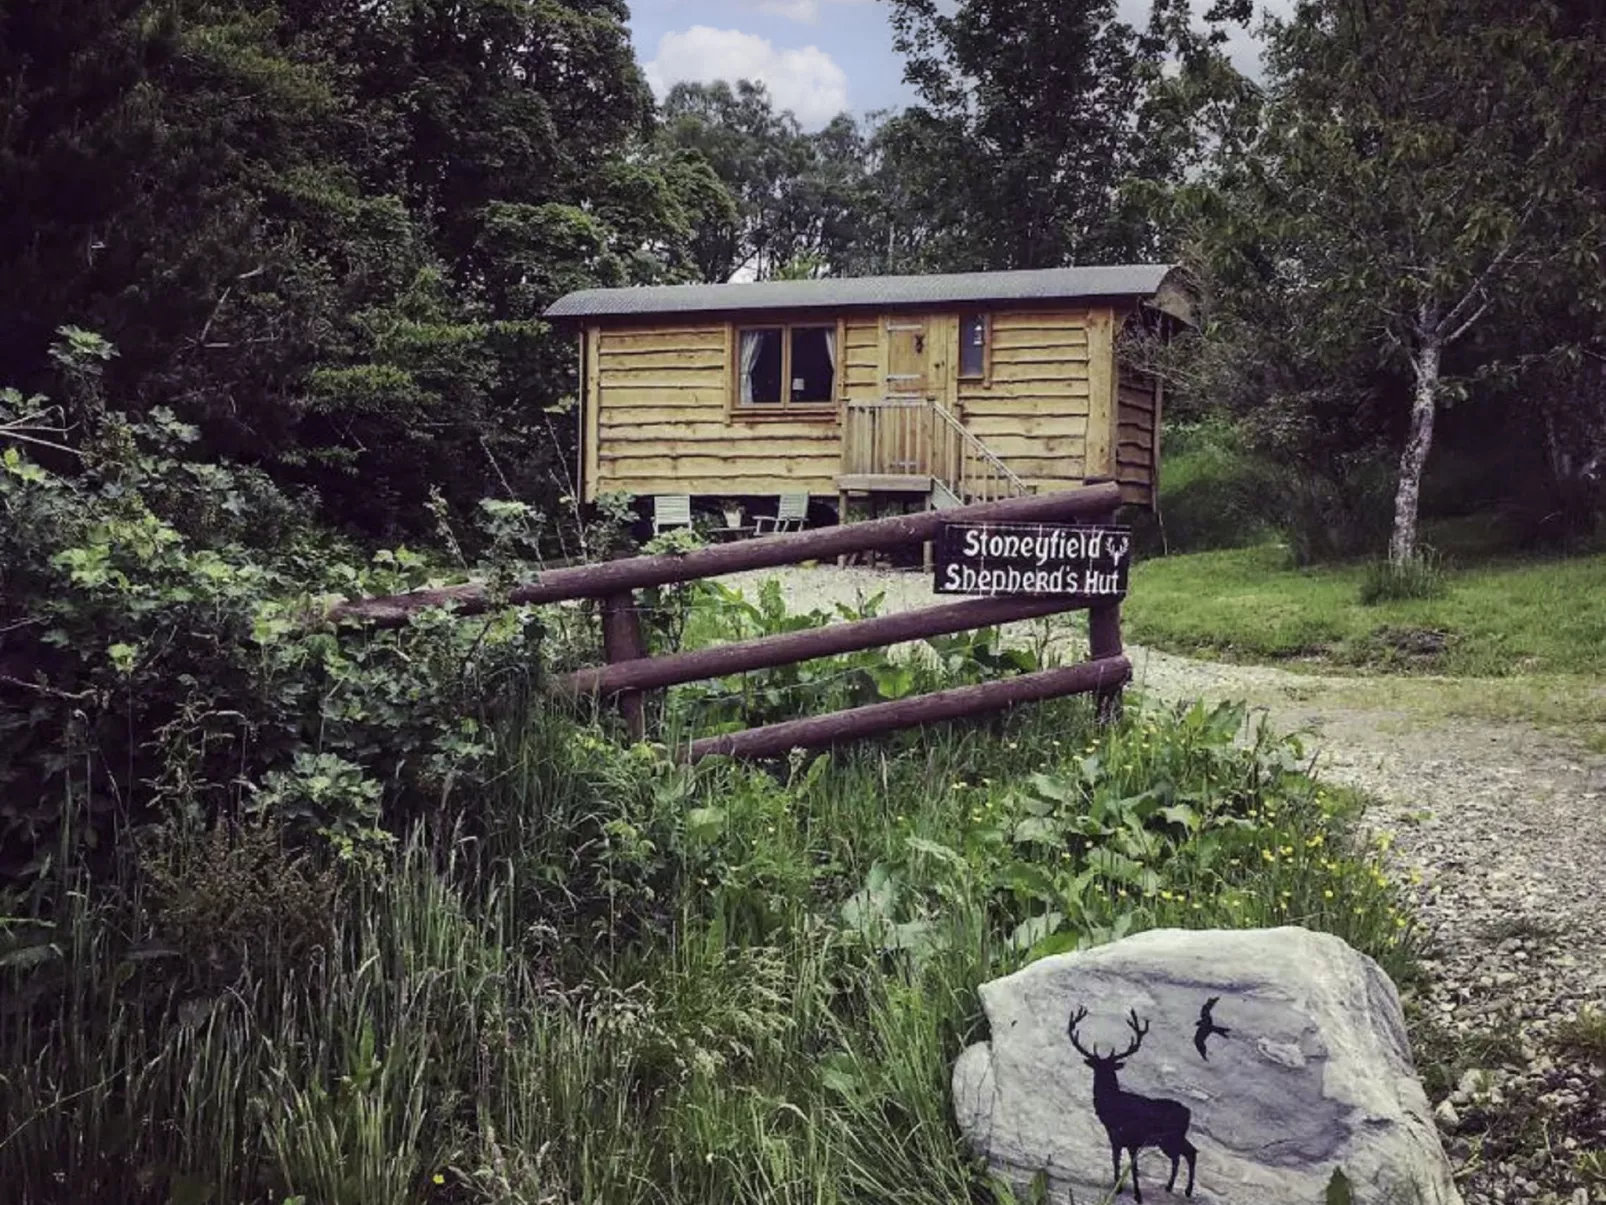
[883,318,931,397]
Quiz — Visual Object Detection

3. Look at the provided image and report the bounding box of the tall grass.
[1359,552,1449,605]
[1,691,1416,1204]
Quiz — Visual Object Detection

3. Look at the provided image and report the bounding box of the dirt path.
[726,566,1606,1205]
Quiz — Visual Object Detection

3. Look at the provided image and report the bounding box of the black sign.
[934,522,1132,597]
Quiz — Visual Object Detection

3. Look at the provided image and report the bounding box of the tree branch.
[0,413,78,457]
[1444,298,1492,346]
[1435,199,1539,343]
[0,674,97,703]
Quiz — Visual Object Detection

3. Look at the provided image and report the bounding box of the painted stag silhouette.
[1067,1005,1197,1202]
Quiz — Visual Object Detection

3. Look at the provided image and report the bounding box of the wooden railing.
[841,398,1029,503]
[930,401,1029,503]
[330,484,1131,760]
[841,397,931,481]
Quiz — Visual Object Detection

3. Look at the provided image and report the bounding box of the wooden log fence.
[329,481,1130,759]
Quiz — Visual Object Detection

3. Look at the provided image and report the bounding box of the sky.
[630,1,1292,131]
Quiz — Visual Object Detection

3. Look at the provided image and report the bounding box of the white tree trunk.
[1390,335,1442,565]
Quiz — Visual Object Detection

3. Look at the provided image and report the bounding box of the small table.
[712,525,757,542]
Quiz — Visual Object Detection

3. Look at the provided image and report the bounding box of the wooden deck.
[836,473,934,493]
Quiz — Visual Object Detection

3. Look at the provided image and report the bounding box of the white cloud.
[734,0,873,24]
[752,0,819,21]
[644,26,851,128]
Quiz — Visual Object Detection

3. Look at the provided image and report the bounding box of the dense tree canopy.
[2,0,1602,552]
[882,0,1157,269]
[1,0,719,538]
[1156,0,1606,560]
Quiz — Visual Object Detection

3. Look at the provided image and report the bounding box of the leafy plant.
[1,679,1420,1204]
[658,579,1041,738]
[140,819,340,983]
[1,359,541,888]
[1555,1005,1606,1066]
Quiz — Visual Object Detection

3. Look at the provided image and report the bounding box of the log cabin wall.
[587,320,840,500]
[840,316,880,403]
[956,307,1104,494]
[580,303,1150,505]
[1114,358,1161,507]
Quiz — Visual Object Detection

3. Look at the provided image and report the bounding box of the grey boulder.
[952,926,1460,1205]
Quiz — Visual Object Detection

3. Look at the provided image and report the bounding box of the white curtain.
[740,330,762,404]
[823,327,836,371]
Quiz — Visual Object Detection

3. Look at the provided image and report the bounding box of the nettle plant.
[0,338,541,888]
[660,578,1042,735]
[835,701,1415,980]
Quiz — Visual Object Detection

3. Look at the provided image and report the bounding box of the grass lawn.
[1125,543,1606,679]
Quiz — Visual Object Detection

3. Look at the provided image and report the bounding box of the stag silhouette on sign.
[1067,1005,1198,1202]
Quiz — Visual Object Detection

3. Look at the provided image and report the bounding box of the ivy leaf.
[1158,804,1201,833]
[868,663,915,700]
[998,861,1057,903]
[1024,930,1082,963]
[818,1052,864,1101]
[1028,772,1075,803]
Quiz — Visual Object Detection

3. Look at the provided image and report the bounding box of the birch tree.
[1253,0,1604,564]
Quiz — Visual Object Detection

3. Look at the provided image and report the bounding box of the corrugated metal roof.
[544,264,1179,320]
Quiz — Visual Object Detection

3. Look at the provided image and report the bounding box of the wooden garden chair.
[651,495,693,536]
[754,493,809,536]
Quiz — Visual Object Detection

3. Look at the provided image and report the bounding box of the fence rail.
[331,482,1129,758]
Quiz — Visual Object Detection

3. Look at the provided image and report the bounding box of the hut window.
[959,314,989,380]
[736,324,836,410]
[789,326,836,404]
[738,328,783,405]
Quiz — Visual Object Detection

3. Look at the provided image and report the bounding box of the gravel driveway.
[722,565,1606,1205]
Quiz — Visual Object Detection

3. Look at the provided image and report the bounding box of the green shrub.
[1,358,543,889]
[140,819,341,982]
[657,578,1043,738]
[1359,552,1449,605]
[1266,459,1397,567]
[1149,419,1273,554]
[1503,472,1605,551]
[1144,422,1399,567]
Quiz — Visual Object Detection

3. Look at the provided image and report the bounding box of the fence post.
[1085,488,1125,724]
[1087,601,1124,725]
[601,590,647,741]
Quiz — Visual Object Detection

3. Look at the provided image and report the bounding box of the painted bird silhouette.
[1193,997,1231,1060]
